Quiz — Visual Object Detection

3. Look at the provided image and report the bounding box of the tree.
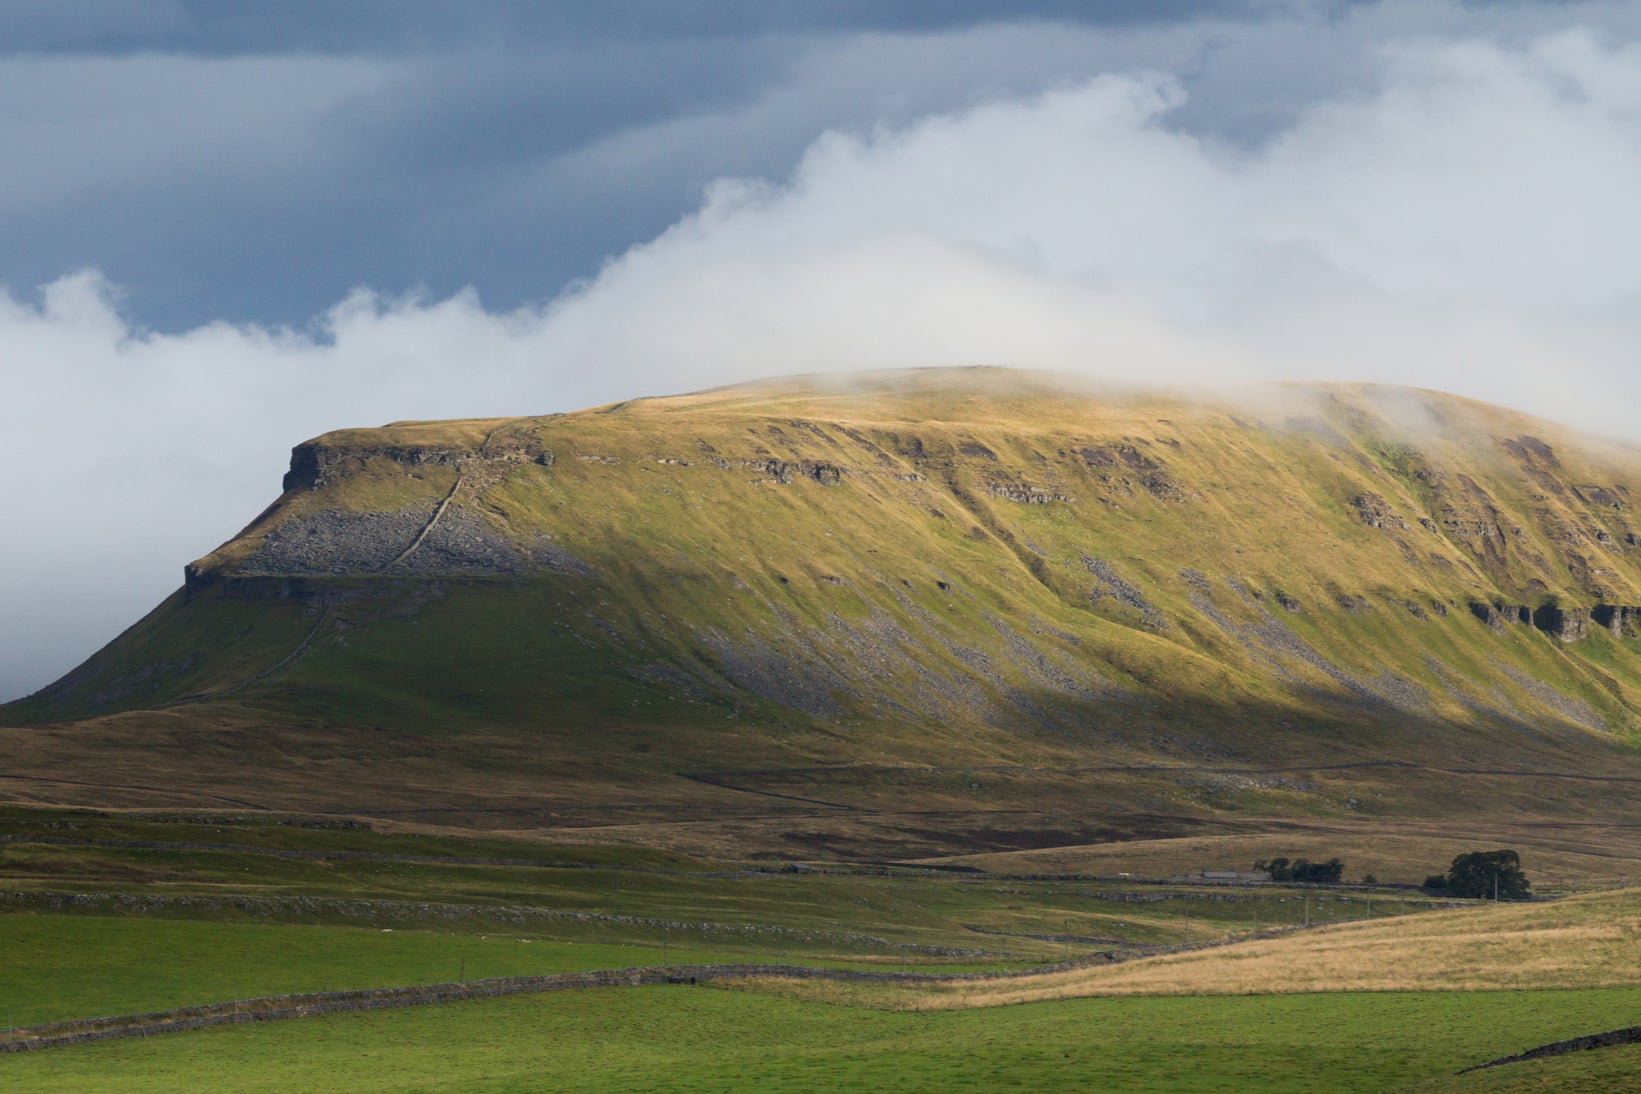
[1254,856,1292,880]
[1445,850,1531,900]
[1254,856,1345,883]
[1304,858,1345,883]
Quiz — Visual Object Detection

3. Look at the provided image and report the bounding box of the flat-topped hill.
[7,368,1641,863]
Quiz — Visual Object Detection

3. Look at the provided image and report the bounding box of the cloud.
[0,1,1264,55]
[7,2,1640,331]
[8,20,1641,699]
[546,28,1641,411]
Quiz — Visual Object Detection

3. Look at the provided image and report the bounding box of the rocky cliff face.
[191,424,571,585]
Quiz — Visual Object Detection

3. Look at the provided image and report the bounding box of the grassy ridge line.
[0,891,973,954]
[0,835,749,876]
[0,808,715,869]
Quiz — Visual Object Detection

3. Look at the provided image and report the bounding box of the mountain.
[6,368,1641,865]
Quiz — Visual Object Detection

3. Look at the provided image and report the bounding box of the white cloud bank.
[6,26,1641,699]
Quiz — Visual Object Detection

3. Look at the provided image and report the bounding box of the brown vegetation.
[729,888,1641,1010]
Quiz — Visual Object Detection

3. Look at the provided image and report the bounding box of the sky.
[5,0,1641,700]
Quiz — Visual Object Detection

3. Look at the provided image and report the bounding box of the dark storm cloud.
[0,1,1294,330]
[3,1,1273,54]
[0,24,795,324]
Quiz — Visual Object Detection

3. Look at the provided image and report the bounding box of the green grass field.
[1411,1042,1641,1092]
[0,825,1634,1090]
[5,983,1639,1092]
[1,888,1636,1091]
[0,916,757,1028]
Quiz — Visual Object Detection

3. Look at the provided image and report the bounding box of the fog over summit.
[5,1,1641,699]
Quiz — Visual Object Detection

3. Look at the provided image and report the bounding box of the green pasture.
[1411,1042,1641,1092]
[5,983,1638,1092]
[0,916,754,1028]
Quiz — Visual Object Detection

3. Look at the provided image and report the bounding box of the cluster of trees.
[1423,850,1531,899]
[1253,856,1345,883]
[1245,849,1532,897]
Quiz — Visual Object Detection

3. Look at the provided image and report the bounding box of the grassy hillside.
[6,368,1641,862]
[731,887,1641,1009]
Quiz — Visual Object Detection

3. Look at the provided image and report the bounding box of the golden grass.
[727,888,1641,1010]
[926,819,1641,890]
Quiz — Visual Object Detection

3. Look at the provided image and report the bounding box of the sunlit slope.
[11,368,1641,792]
[726,887,1641,1009]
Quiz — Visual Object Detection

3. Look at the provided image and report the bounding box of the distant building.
[1196,869,1270,883]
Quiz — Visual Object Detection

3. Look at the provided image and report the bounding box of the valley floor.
[6,980,1641,1092]
[3,807,1639,1091]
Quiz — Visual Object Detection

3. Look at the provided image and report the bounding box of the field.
[5,980,1641,1092]
[937,817,1641,892]
[1,807,1474,971]
[727,887,1641,1008]
[0,916,761,1028]
[1416,1043,1641,1093]
[3,811,1640,1090]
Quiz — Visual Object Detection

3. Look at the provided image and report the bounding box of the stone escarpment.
[1468,599,1641,643]
[283,442,467,492]
[189,434,584,588]
[189,432,855,588]
[217,507,582,581]
[280,426,557,493]
[1332,430,1641,647]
